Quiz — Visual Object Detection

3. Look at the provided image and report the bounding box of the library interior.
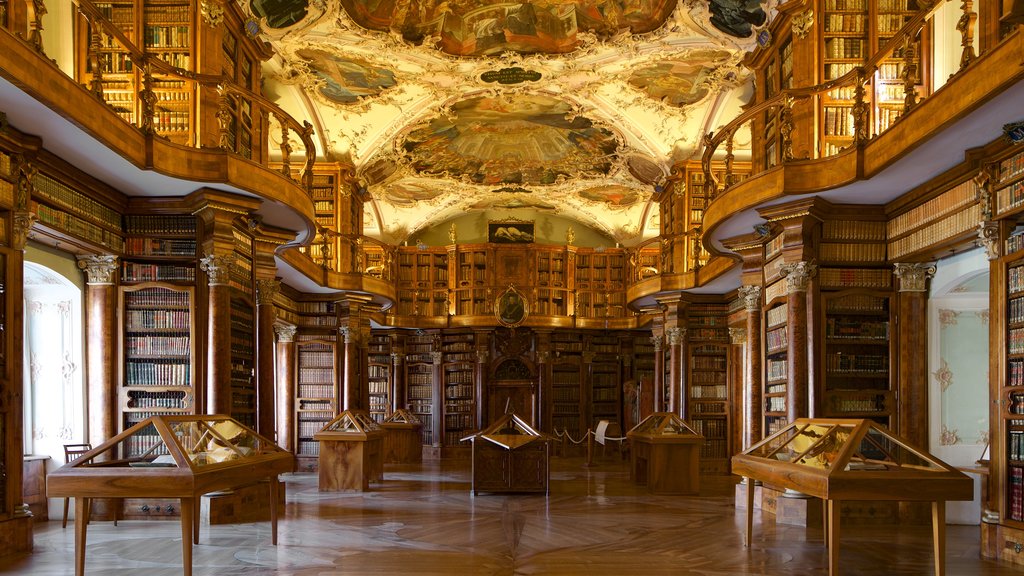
[1,0,1024,574]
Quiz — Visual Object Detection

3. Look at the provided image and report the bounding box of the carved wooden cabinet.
[464,412,554,495]
[627,412,704,495]
[314,410,384,492]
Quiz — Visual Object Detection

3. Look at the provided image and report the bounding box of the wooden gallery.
[0,0,1022,574]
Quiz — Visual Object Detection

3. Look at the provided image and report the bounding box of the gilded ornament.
[199,254,235,286]
[76,255,118,285]
[200,0,225,27]
[274,324,297,342]
[893,262,936,292]
[791,10,814,40]
[779,261,817,294]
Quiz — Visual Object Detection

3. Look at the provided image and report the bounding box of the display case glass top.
[316,410,383,438]
[384,408,422,425]
[628,412,703,440]
[463,412,554,450]
[732,418,972,501]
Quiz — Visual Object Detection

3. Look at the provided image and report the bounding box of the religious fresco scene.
[380,181,446,205]
[628,51,733,107]
[578,185,643,208]
[295,50,398,105]
[400,94,620,185]
[337,0,678,56]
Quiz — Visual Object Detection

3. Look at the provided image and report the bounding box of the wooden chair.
[61,444,93,528]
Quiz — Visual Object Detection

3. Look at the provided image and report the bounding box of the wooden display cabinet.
[733,418,972,576]
[381,409,422,464]
[314,410,384,492]
[627,412,704,495]
[463,412,554,495]
[48,415,293,576]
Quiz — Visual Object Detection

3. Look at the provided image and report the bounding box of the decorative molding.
[893,262,936,292]
[431,350,443,365]
[650,334,663,352]
[738,284,762,312]
[476,349,488,364]
[536,350,550,364]
[729,327,747,345]
[977,220,1000,260]
[338,326,351,344]
[274,324,297,343]
[780,261,817,294]
[76,255,118,285]
[12,210,37,250]
[199,254,235,286]
[791,9,814,39]
[255,279,281,306]
[666,326,686,346]
[391,352,403,366]
[200,0,224,27]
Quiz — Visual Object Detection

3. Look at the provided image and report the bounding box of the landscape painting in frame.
[489,221,535,244]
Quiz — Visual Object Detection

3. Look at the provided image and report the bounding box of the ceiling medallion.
[481,67,542,85]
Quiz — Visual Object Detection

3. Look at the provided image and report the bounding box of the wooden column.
[894,262,935,446]
[337,294,373,411]
[652,334,664,412]
[738,285,763,446]
[199,253,234,415]
[274,324,297,452]
[255,280,280,438]
[536,349,550,432]
[475,345,489,429]
[729,326,747,457]
[76,255,118,448]
[667,327,687,417]
[781,261,816,422]
[391,351,405,413]
[430,347,443,452]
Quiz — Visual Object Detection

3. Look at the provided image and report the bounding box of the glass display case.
[462,412,555,494]
[626,412,704,494]
[314,410,385,492]
[732,418,973,576]
[381,408,423,464]
[47,415,293,576]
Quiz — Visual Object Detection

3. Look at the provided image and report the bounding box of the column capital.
[893,262,936,292]
[255,279,281,306]
[391,352,403,366]
[666,326,686,346]
[76,254,119,285]
[651,334,663,352]
[536,350,550,364]
[738,284,762,311]
[12,211,37,251]
[431,350,443,365]
[338,326,352,344]
[274,324,297,343]
[729,327,747,345]
[780,261,817,294]
[199,253,235,286]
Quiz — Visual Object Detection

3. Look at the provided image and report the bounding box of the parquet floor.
[3,456,1021,575]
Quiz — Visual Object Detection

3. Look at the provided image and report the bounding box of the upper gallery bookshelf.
[76,0,196,144]
[396,249,448,317]
[31,172,124,253]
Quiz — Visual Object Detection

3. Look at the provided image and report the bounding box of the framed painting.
[496,285,528,327]
[489,220,535,244]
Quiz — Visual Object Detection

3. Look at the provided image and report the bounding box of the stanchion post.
[586,430,594,467]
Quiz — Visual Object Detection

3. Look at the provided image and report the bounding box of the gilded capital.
[977,221,1000,261]
[666,326,686,346]
[76,255,118,285]
[274,324,297,343]
[12,210,37,250]
[200,0,225,26]
[729,327,747,345]
[780,261,817,294]
[536,350,550,364]
[255,279,281,306]
[894,262,936,292]
[738,284,762,312]
[476,349,488,364]
[391,352,403,366]
[650,335,663,352]
[338,326,351,344]
[431,350,443,365]
[199,254,235,286]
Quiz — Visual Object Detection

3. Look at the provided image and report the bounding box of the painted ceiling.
[253,0,768,245]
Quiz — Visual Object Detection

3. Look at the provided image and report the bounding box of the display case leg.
[827,499,840,576]
[745,477,753,547]
[933,501,946,576]
[181,497,194,576]
[270,476,280,545]
[74,497,90,576]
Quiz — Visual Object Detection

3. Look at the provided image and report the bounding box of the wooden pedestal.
[202,481,287,524]
[630,435,702,495]
[381,422,422,464]
[471,440,550,495]
[317,433,384,492]
[23,455,49,521]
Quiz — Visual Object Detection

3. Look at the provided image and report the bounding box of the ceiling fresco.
[400,94,619,185]
[251,0,772,244]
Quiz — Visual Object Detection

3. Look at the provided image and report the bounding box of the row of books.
[825,37,864,59]
[691,355,726,370]
[692,402,726,415]
[37,203,124,251]
[1008,233,1024,256]
[297,384,333,399]
[766,396,786,413]
[152,110,191,133]
[826,292,888,312]
[700,438,728,459]
[691,384,727,399]
[124,237,195,256]
[875,106,904,133]
[1010,297,1024,324]
[829,394,886,413]
[767,383,786,394]
[408,384,432,399]
[297,440,320,456]
[824,105,855,137]
[142,5,190,23]
[824,14,865,33]
[126,390,189,409]
[126,287,188,308]
[122,262,194,282]
[443,414,474,429]
[124,214,196,236]
[143,25,189,50]
[691,371,726,385]
[1008,328,1024,355]
[444,383,474,399]
[1007,391,1024,413]
[32,173,120,229]
[767,359,787,382]
[297,368,334,384]
[367,365,389,379]
[593,388,618,401]
[888,203,980,259]
[368,380,389,395]
[825,318,889,339]
[877,14,913,35]
[1001,150,1024,184]
[298,349,333,368]
[552,388,581,402]
[888,179,974,238]
[823,0,866,9]
[124,360,189,386]
[766,327,788,352]
[125,335,189,356]
[825,353,888,372]
[296,420,331,440]
[823,220,887,242]
[819,242,887,262]
[1009,434,1024,462]
[119,431,171,459]
[691,418,727,439]
[443,370,473,385]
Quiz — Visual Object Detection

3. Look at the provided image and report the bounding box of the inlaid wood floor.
[3,456,1020,575]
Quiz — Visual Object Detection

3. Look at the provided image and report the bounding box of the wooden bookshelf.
[295,335,337,465]
[32,173,124,253]
[219,28,256,158]
[367,332,392,423]
[441,332,476,447]
[1003,241,1024,527]
[820,0,866,156]
[872,0,925,134]
[550,331,584,435]
[995,149,1024,218]
[687,302,729,473]
[118,283,195,451]
[821,290,894,426]
[396,249,449,316]
[404,332,435,446]
[589,333,621,430]
[764,298,788,438]
[575,250,626,318]
[229,225,256,427]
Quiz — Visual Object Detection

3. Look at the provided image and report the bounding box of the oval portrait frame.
[495,285,528,327]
